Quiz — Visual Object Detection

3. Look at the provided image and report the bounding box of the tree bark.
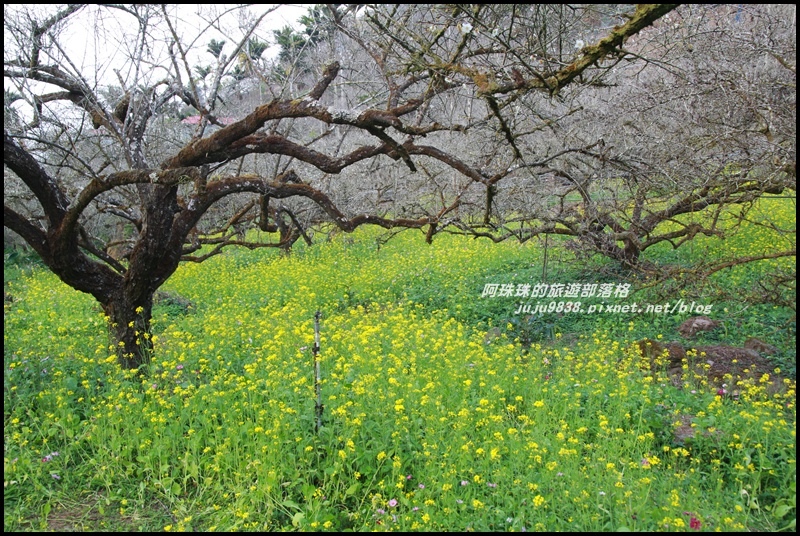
[102,291,154,370]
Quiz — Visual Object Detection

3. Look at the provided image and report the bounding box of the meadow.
[3,197,796,531]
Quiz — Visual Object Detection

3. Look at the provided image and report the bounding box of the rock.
[678,316,721,338]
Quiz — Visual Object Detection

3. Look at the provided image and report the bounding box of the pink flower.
[388,499,398,508]
[690,517,701,530]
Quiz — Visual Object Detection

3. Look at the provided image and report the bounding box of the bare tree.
[443,4,795,273]
[6,4,697,368]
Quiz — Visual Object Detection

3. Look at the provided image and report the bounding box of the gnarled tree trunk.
[102,291,154,370]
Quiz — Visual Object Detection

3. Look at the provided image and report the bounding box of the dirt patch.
[635,339,686,368]
[46,498,103,532]
[671,413,702,443]
[693,345,777,385]
[632,332,791,446]
[744,337,778,356]
[43,493,171,532]
[634,338,786,394]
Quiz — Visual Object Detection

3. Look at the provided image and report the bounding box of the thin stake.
[313,310,323,433]
[542,233,549,283]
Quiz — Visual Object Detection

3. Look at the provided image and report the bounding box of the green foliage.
[229,65,247,82]
[246,38,269,60]
[273,4,340,66]
[4,246,44,270]
[193,65,212,80]
[4,212,795,531]
[206,39,225,59]
[273,25,308,64]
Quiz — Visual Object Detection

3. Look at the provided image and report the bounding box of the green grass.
[3,208,796,531]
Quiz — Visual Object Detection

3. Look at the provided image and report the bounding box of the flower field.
[4,203,796,531]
